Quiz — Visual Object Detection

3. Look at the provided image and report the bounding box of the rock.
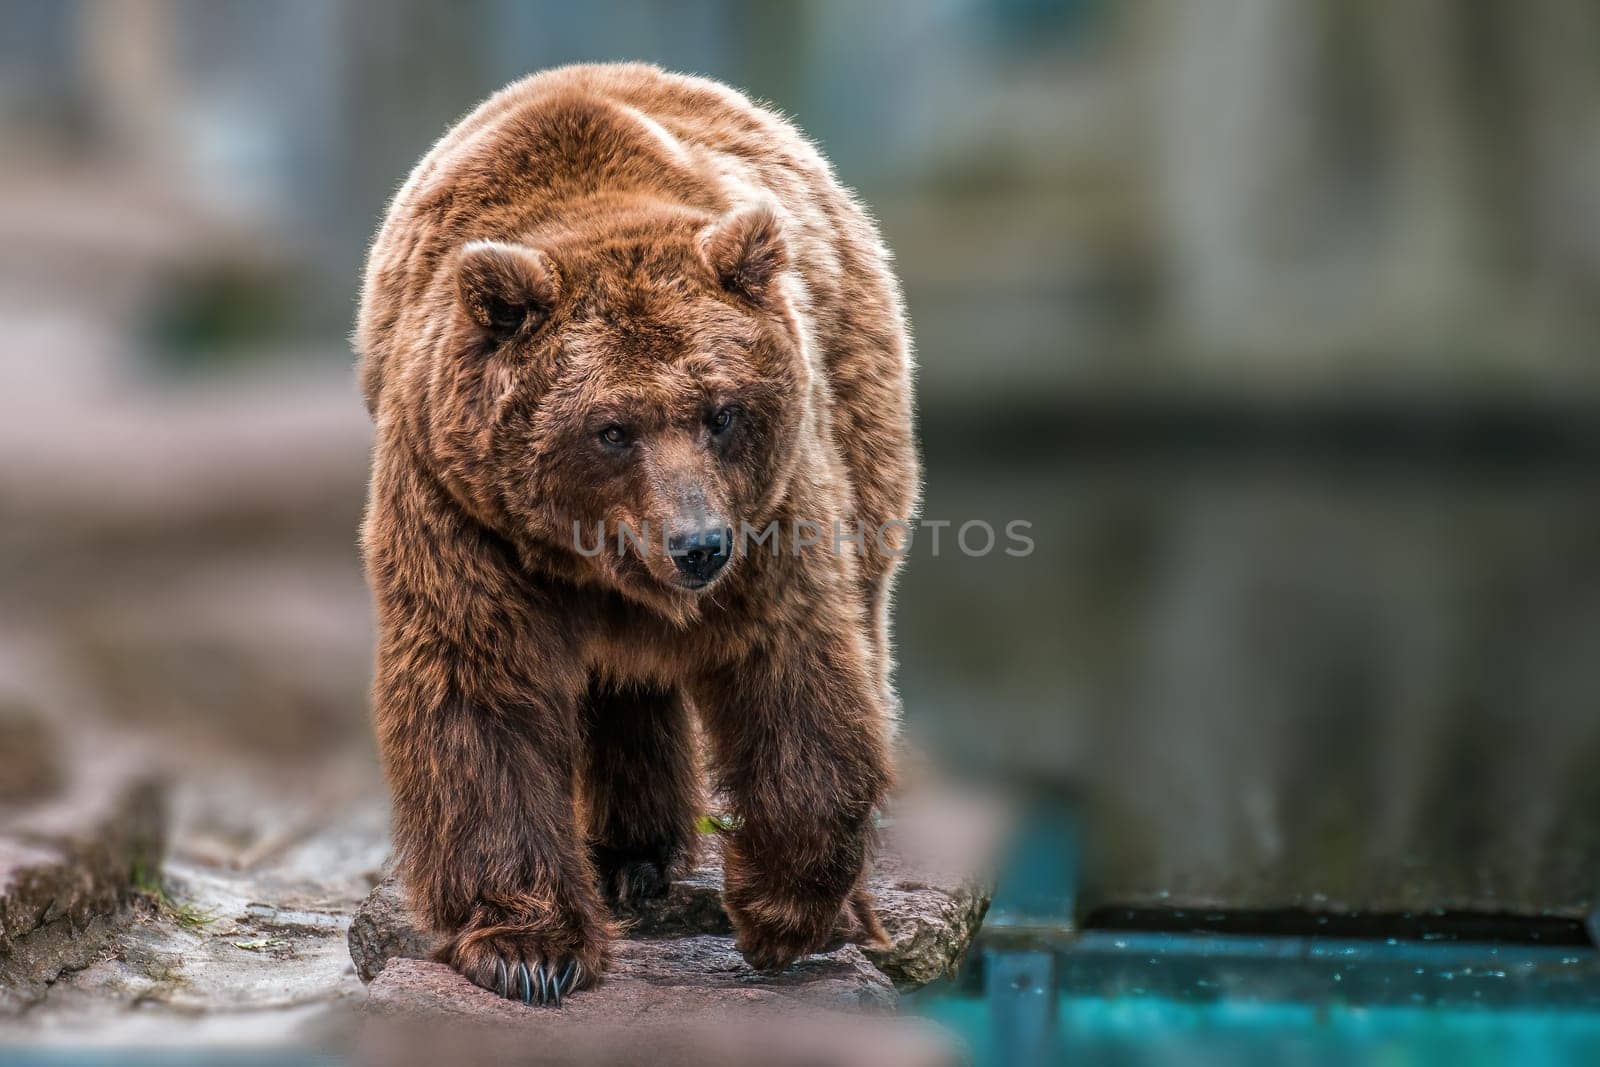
[370,935,893,1016]
[619,934,896,1009]
[0,736,168,1011]
[864,789,1001,988]
[349,786,996,1067]
[867,849,992,989]
[362,956,960,1066]
[350,788,999,991]
[347,866,435,984]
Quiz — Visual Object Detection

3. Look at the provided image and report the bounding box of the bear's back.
[382,63,833,257]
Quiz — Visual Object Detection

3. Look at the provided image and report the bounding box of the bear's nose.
[669,527,731,586]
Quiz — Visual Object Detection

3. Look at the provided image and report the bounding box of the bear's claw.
[446,925,600,1009]
[490,955,582,1006]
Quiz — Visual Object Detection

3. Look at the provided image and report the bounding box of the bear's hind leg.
[581,679,700,909]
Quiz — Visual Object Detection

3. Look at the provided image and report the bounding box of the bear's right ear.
[699,201,788,307]
[455,240,560,341]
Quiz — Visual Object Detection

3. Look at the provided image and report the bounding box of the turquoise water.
[907,801,1600,1065]
[914,987,1600,1067]
[908,915,1600,1066]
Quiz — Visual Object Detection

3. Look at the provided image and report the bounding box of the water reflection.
[899,431,1600,921]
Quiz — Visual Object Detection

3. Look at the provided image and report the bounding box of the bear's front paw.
[438,919,609,1007]
[721,886,844,972]
[725,882,888,972]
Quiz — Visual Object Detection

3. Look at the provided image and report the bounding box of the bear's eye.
[599,425,631,448]
[709,405,740,436]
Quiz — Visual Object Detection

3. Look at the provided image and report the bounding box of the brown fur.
[355,63,918,999]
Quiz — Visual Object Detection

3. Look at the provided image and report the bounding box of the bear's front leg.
[692,613,893,971]
[375,630,613,1006]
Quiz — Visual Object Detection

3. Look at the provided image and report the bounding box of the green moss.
[695,813,743,834]
[130,866,216,929]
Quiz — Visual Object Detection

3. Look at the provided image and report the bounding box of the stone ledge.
[350,788,998,994]
[350,786,998,1064]
[0,737,169,1011]
[364,955,960,1066]
[368,935,894,1016]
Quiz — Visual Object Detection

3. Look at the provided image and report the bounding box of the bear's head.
[378,199,812,611]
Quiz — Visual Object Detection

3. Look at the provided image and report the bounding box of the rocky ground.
[0,734,388,1046]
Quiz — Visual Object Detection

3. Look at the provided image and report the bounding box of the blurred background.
[3,0,1600,1062]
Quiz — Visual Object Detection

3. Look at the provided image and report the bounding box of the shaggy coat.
[356,63,918,1004]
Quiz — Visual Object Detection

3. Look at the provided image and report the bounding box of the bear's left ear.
[455,240,560,341]
[699,202,789,306]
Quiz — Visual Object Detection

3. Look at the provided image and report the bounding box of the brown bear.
[355,63,919,1006]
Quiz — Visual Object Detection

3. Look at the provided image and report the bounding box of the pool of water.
[907,800,1600,1066]
[913,982,1600,1067]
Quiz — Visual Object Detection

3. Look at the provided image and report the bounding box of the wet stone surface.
[352,787,999,1034]
[362,961,964,1066]
[360,955,966,1067]
[367,935,896,1017]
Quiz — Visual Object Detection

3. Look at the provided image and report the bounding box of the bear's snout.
[668,525,731,587]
